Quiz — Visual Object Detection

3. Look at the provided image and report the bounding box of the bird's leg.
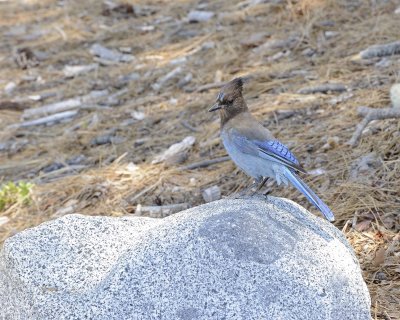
[250,177,269,196]
[263,188,272,196]
[238,180,257,197]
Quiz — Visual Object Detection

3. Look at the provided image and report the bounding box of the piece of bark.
[202,186,221,203]
[359,41,400,59]
[135,203,188,217]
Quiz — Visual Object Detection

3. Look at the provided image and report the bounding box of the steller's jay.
[209,77,335,222]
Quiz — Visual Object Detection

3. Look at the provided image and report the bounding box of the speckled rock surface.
[0,196,370,320]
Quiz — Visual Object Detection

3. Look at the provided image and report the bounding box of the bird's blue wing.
[254,140,306,173]
[228,129,305,173]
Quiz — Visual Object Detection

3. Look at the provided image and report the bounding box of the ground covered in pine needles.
[0,0,399,318]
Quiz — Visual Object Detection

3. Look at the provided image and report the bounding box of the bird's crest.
[220,78,244,97]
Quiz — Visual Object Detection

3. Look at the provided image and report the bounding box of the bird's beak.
[209,102,222,112]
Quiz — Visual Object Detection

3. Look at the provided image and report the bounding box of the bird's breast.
[221,130,276,180]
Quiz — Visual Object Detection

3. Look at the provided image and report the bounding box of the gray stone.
[0,197,370,320]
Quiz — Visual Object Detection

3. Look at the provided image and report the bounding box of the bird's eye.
[217,92,224,102]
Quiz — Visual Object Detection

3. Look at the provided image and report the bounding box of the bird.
[209,77,335,222]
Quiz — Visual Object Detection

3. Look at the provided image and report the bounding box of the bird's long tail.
[284,169,335,222]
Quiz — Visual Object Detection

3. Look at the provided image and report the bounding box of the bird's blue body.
[210,78,335,222]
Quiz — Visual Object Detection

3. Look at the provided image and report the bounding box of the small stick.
[184,82,226,93]
[356,106,400,118]
[196,82,225,92]
[181,156,230,170]
[347,107,400,147]
[180,120,199,132]
[125,180,161,204]
[23,99,81,119]
[8,110,79,129]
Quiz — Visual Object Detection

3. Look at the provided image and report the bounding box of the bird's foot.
[263,188,271,196]
[250,177,269,197]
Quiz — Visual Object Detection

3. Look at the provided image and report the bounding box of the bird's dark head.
[209,77,248,124]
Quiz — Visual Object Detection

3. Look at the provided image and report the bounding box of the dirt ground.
[0,0,399,318]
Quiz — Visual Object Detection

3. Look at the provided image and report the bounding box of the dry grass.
[0,0,399,318]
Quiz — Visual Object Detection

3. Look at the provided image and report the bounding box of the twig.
[125,180,161,204]
[181,156,230,170]
[180,120,199,132]
[8,110,79,129]
[347,106,400,147]
[186,75,254,93]
[185,82,225,93]
[34,165,87,183]
[196,82,225,92]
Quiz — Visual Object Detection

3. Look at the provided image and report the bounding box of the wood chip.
[202,185,221,203]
